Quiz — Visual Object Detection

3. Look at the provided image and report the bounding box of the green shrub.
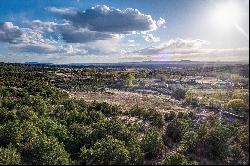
[0,108,17,123]
[227,99,247,114]
[127,138,143,164]
[90,118,135,144]
[39,118,69,143]
[164,111,176,122]
[89,101,120,117]
[66,123,93,155]
[161,151,189,165]
[80,136,130,165]
[16,107,37,121]
[165,118,190,142]
[67,110,105,125]
[129,107,164,128]
[183,95,199,107]
[0,146,21,165]
[129,105,144,118]
[144,109,164,128]
[180,131,198,152]
[228,144,247,165]
[141,127,164,159]
[173,88,187,100]
[203,122,231,161]
[0,120,41,148]
[22,135,70,165]
[238,125,249,152]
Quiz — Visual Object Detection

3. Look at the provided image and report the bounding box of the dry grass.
[69,89,190,113]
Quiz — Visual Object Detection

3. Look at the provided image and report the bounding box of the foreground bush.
[203,122,231,161]
[227,99,247,114]
[22,135,70,165]
[80,136,130,165]
[141,127,164,159]
[172,88,186,100]
[161,151,191,165]
[165,118,190,142]
[0,146,21,165]
[128,107,164,128]
[180,131,198,153]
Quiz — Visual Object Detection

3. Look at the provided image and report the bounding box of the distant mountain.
[19,60,249,67]
[24,62,54,65]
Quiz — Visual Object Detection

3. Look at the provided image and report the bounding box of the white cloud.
[48,5,160,33]
[128,38,248,62]
[58,24,115,43]
[143,34,160,42]
[47,7,79,15]
[134,38,209,55]
[156,17,166,28]
[0,22,22,43]
[31,20,57,33]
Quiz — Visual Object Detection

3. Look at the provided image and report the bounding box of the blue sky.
[0,0,249,63]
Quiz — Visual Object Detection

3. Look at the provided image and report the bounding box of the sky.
[0,0,249,63]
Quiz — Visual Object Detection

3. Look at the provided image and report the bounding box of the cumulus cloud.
[128,39,135,43]
[13,43,88,55]
[0,21,116,54]
[48,5,159,33]
[156,17,166,28]
[13,43,60,54]
[57,24,114,43]
[47,7,79,15]
[165,48,250,61]
[133,38,209,55]
[31,20,58,33]
[0,22,23,43]
[128,38,248,62]
[143,34,160,42]
[122,47,249,62]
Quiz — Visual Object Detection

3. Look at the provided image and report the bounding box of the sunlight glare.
[212,2,241,28]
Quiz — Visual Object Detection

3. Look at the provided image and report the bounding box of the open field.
[69,89,188,113]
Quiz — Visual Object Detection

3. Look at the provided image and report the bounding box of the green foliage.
[0,63,248,165]
[67,109,105,125]
[129,105,144,117]
[22,135,70,165]
[124,72,135,87]
[228,144,248,165]
[80,136,130,165]
[161,152,189,165]
[141,127,164,159]
[0,120,41,147]
[16,107,38,121]
[144,109,164,128]
[173,88,187,100]
[238,125,249,152]
[0,108,17,123]
[203,121,232,161]
[66,123,94,156]
[0,146,21,165]
[183,95,199,107]
[227,99,247,114]
[39,117,69,143]
[127,138,143,164]
[91,118,136,144]
[165,117,190,142]
[129,106,164,128]
[180,131,198,152]
[164,111,176,122]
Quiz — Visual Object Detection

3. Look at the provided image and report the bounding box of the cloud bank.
[0,22,23,43]
[48,5,162,33]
